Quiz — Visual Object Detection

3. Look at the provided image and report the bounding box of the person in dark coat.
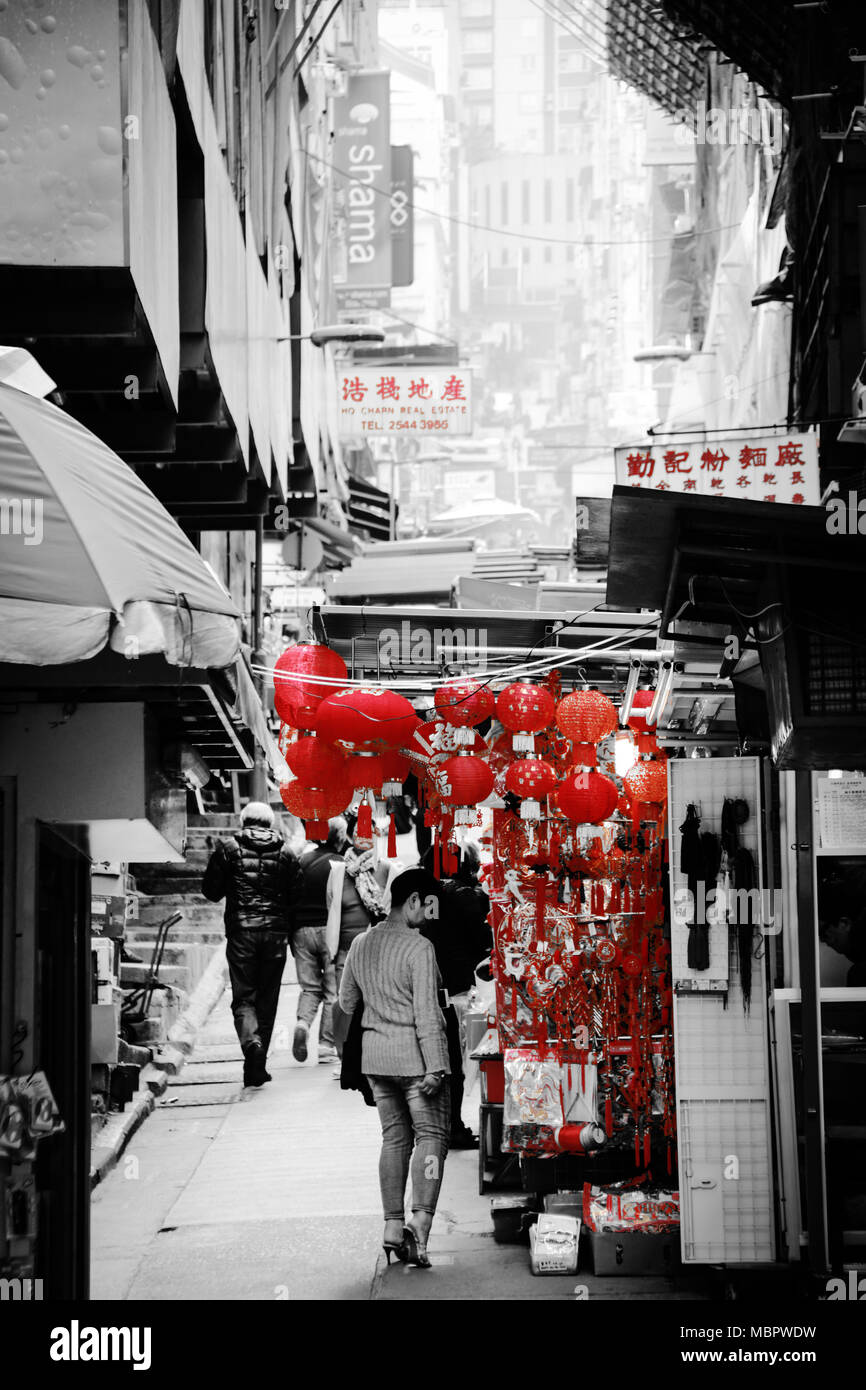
[420,843,492,1147]
[291,817,350,1065]
[201,801,303,1087]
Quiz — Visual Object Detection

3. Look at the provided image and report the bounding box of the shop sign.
[442,468,495,506]
[332,71,392,291]
[339,368,473,435]
[614,430,819,504]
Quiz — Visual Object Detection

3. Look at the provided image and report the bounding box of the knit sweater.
[338,921,450,1077]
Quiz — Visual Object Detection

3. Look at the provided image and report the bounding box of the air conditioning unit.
[836,358,866,443]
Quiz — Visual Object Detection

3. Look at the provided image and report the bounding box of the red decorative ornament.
[378,750,410,796]
[313,686,417,752]
[439,754,495,824]
[623,758,668,839]
[284,735,349,784]
[273,644,347,728]
[496,683,555,752]
[627,690,658,751]
[434,679,494,746]
[555,769,618,824]
[504,758,557,821]
[279,780,352,826]
[555,689,618,767]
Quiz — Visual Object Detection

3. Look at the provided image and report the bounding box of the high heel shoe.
[402,1225,432,1269]
[382,1240,408,1266]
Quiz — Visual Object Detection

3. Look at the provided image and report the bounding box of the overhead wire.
[301,149,742,248]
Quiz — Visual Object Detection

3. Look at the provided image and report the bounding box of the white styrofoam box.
[670,758,776,1266]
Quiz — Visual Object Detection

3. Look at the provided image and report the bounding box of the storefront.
[270,590,812,1283]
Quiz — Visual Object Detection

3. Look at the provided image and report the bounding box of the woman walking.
[338,867,449,1268]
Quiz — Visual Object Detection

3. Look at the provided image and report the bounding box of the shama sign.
[332,71,392,294]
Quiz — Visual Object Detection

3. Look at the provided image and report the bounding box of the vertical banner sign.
[332,71,392,302]
[390,145,414,287]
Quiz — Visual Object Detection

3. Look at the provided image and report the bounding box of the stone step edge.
[89,953,229,1182]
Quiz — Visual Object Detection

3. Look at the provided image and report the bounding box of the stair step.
[123,941,222,966]
[127,929,225,946]
[120,964,190,988]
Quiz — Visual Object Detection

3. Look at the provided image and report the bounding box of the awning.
[0,383,241,667]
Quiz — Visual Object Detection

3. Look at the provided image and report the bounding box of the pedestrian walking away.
[339,867,450,1269]
[201,802,303,1087]
[420,842,492,1147]
[291,817,350,1065]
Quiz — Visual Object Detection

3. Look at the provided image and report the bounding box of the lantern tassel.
[357,800,372,838]
[387,813,397,858]
[605,1095,613,1137]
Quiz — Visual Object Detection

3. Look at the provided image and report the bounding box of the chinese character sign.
[338,368,473,435]
[613,432,819,505]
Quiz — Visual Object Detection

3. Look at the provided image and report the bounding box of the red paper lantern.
[555,689,618,767]
[627,690,655,732]
[279,780,352,824]
[313,686,418,752]
[496,683,555,752]
[273,644,347,728]
[439,754,495,824]
[555,769,618,824]
[435,679,494,745]
[504,758,557,821]
[623,760,668,807]
[378,750,410,796]
[284,735,349,784]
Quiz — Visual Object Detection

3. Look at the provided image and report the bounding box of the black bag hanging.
[680,805,710,971]
[338,1003,375,1107]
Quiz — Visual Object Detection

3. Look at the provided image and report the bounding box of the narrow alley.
[90,962,710,1303]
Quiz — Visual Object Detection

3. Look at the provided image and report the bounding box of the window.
[463,0,493,16]
[522,246,530,265]
[464,66,493,90]
[521,53,537,72]
[566,177,575,221]
[566,245,575,261]
[501,247,509,266]
[522,179,530,222]
[463,29,492,55]
[544,246,552,263]
[501,182,509,226]
[544,179,552,221]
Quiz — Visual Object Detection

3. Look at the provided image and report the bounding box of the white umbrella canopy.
[0,383,241,667]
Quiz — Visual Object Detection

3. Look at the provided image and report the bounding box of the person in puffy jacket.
[201,801,303,1087]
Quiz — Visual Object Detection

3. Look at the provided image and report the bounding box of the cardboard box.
[91,1003,119,1064]
[590,1230,677,1277]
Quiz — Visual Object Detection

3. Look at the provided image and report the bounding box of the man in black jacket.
[420,844,492,1147]
[201,801,303,1087]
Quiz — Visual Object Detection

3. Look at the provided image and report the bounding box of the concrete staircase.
[127,815,236,998]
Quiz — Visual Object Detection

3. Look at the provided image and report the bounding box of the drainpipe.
[250,514,268,802]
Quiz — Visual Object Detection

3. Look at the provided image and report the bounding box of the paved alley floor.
[91,960,714,1302]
